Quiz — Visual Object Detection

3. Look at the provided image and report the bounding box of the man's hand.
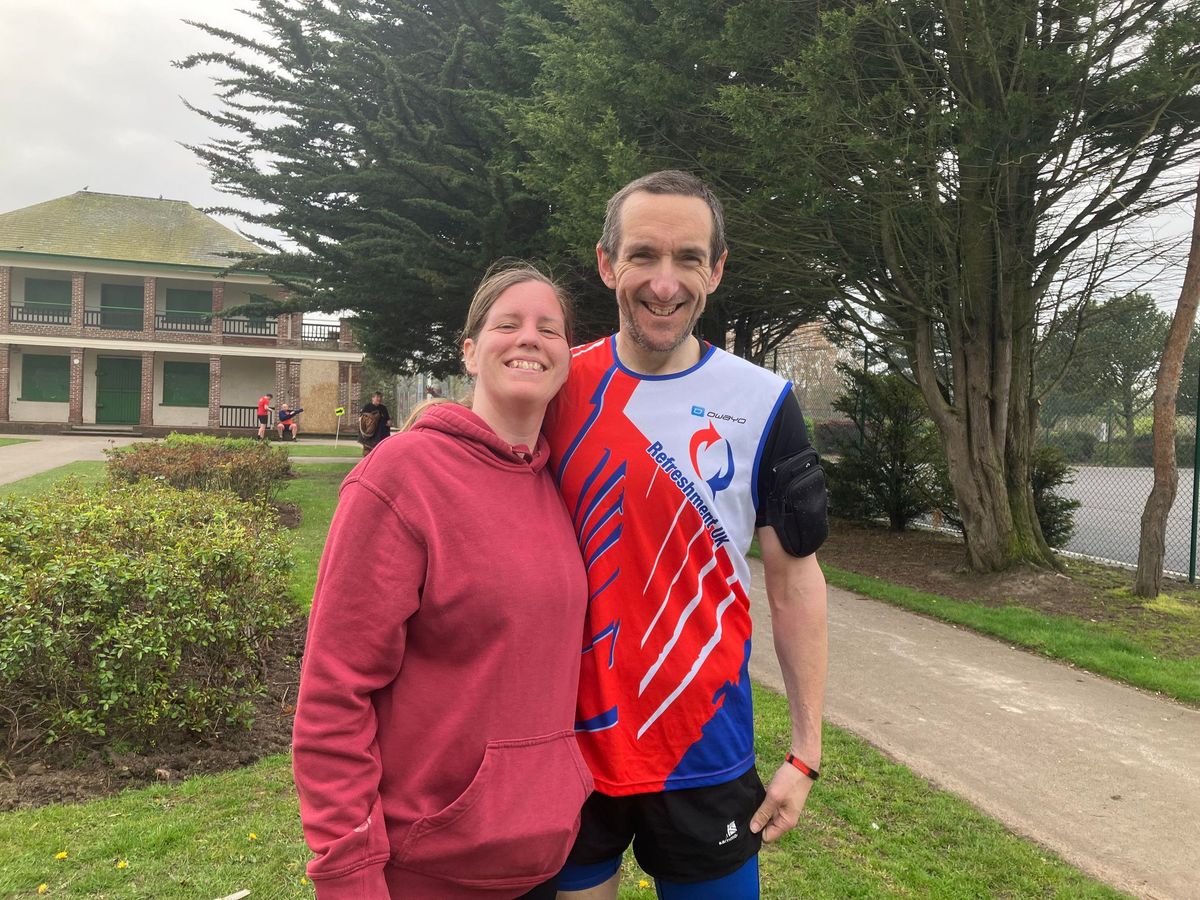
[749,760,815,843]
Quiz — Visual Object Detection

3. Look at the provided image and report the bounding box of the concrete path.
[746,559,1200,900]
[0,433,146,485]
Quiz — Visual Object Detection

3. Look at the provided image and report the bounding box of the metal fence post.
[1190,362,1200,582]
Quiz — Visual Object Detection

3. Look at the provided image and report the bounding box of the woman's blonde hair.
[459,261,574,346]
[400,396,460,431]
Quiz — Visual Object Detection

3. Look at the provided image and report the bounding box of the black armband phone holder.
[766,446,828,557]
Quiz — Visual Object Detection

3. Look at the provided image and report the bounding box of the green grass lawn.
[0,685,1123,899]
[282,443,363,458]
[0,462,1126,898]
[0,461,106,498]
[278,462,356,605]
[821,564,1200,706]
[0,437,33,449]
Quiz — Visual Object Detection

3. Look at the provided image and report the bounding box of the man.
[276,402,303,440]
[358,390,392,456]
[544,170,829,899]
[256,392,273,439]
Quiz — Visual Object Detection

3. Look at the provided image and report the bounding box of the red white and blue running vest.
[545,336,794,795]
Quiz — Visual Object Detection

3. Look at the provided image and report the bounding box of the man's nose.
[648,260,683,300]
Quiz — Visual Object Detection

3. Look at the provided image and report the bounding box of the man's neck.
[615,333,704,377]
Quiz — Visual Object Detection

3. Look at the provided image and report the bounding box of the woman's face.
[462,280,570,412]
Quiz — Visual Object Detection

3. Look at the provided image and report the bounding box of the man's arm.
[749,526,828,843]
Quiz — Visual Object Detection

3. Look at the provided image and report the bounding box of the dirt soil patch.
[819,517,1200,659]
[0,620,304,812]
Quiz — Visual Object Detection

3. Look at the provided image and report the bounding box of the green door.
[96,357,141,424]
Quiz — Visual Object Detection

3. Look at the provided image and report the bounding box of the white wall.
[7,347,71,422]
[154,352,208,428]
[220,355,275,406]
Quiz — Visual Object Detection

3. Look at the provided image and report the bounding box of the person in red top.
[293,263,592,899]
[256,392,273,439]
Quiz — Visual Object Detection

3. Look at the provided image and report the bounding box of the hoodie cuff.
[311,862,390,900]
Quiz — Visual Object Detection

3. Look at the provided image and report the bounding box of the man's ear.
[597,242,618,289]
[707,248,728,293]
[462,339,478,377]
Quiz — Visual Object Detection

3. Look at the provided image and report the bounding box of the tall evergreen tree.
[717,0,1200,570]
[179,0,558,375]
[516,0,828,362]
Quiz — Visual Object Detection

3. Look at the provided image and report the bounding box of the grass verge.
[0,461,106,498]
[277,462,355,606]
[0,438,33,449]
[821,564,1200,705]
[0,685,1123,900]
[283,444,363,458]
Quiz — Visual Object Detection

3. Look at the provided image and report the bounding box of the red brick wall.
[140,351,155,426]
[208,355,222,427]
[0,343,10,424]
[143,277,156,332]
[68,347,84,425]
[0,266,10,325]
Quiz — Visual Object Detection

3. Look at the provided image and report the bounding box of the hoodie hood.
[409,402,550,473]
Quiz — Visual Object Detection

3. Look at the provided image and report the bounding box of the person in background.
[293,263,593,899]
[256,392,274,439]
[277,402,304,440]
[546,171,829,899]
[358,390,392,456]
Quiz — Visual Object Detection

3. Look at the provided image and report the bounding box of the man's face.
[597,191,726,363]
[372,394,382,404]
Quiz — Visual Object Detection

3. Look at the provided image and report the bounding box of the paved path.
[0,433,146,485]
[746,560,1200,900]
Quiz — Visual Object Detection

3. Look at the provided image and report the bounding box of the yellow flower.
[54,852,68,860]
[300,877,309,885]
[639,879,650,889]
[116,860,129,869]
[248,833,258,841]
[37,886,49,895]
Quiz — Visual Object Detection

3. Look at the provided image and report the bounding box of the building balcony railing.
[220,405,259,429]
[155,313,211,333]
[84,309,143,330]
[223,317,278,337]
[301,322,341,343]
[10,305,71,325]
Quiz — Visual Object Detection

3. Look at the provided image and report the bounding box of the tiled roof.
[0,191,264,269]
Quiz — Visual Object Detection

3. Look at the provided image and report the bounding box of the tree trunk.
[1135,170,1200,597]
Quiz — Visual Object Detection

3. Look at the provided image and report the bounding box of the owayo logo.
[689,423,735,494]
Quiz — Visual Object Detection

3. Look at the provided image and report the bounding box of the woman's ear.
[462,338,478,377]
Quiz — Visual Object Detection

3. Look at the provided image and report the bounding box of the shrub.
[826,366,940,530]
[1031,445,1082,548]
[0,479,295,749]
[106,432,292,502]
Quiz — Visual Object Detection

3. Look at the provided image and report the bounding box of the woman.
[293,264,592,899]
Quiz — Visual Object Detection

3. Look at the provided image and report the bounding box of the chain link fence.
[771,325,1200,577]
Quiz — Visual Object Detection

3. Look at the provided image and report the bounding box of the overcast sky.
[0,0,269,237]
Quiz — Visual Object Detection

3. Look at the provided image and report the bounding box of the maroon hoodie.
[293,403,592,898]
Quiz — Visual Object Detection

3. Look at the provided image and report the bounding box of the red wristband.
[786,753,820,781]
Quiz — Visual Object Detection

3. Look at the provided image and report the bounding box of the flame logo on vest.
[689,423,735,495]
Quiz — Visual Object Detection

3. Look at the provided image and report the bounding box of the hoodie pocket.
[396,730,593,888]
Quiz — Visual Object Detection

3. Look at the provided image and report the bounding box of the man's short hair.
[599,170,727,267]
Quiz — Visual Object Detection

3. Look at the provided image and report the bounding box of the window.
[24,278,71,314]
[162,361,209,407]
[100,283,144,330]
[20,354,69,402]
[164,288,212,324]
